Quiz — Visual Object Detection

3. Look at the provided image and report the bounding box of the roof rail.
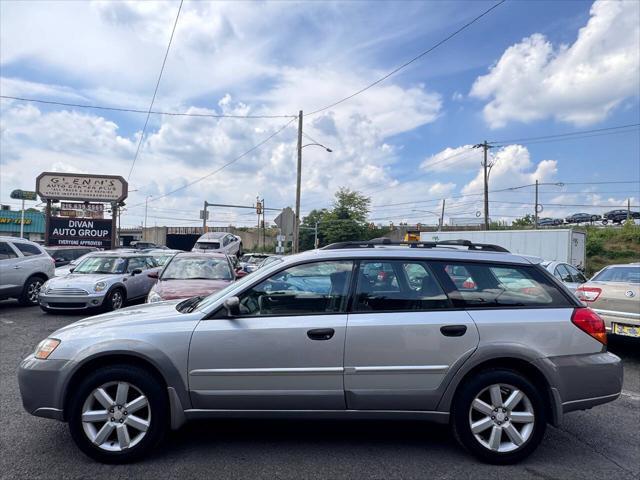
[321,237,509,253]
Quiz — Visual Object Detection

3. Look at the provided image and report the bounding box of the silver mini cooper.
[39,252,160,312]
[20,240,622,464]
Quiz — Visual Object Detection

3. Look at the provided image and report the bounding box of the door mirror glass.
[224,296,241,316]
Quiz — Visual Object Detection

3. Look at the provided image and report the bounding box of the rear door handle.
[440,325,467,337]
[307,328,335,341]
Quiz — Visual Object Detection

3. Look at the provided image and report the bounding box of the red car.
[146,252,239,303]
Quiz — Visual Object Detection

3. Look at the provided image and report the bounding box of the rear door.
[344,259,479,411]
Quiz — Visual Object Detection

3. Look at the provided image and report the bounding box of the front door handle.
[440,325,467,337]
[13,265,22,269]
[307,328,335,341]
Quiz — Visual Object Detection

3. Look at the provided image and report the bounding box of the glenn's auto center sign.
[36,172,128,202]
[48,218,113,248]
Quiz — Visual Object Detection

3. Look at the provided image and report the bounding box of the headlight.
[147,291,162,303]
[34,338,60,359]
[94,281,107,292]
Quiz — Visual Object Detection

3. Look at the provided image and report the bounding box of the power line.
[127,0,183,181]
[488,123,640,145]
[0,97,295,119]
[128,117,297,208]
[304,0,506,117]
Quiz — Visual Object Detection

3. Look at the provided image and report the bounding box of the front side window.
[354,260,449,312]
[432,261,571,308]
[127,257,147,272]
[74,256,127,274]
[0,241,18,260]
[162,256,233,280]
[237,260,354,316]
[13,242,42,257]
[554,264,573,283]
[565,264,587,283]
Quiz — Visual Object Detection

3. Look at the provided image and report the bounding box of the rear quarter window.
[431,261,573,309]
[13,242,43,257]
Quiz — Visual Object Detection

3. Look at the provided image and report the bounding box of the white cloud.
[420,145,481,172]
[470,0,640,128]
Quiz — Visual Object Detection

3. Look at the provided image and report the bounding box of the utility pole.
[628,198,631,221]
[534,179,539,229]
[202,200,208,233]
[481,141,490,230]
[293,110,303,254]
[439,199,446,231]
[314,221,319,249]
[19,198,25,238]
[262,199,266,250]
[144,195,152,233]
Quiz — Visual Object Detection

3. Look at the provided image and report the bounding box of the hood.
[46,273,120,289]
[151,278,232,300]
[52,300,189,340]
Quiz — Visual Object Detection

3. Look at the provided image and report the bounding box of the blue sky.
[1,0,638,227]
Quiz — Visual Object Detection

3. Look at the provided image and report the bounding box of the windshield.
[73,256,127,274]
[592,266,640,284]
[194,241,220,250]
[154,253,176,266]
[162,256,232,280]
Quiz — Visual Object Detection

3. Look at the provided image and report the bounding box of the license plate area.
[612,323,640,338]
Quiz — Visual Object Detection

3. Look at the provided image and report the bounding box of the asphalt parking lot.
[1,300,638,480]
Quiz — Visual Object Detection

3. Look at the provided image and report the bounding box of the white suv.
[0,236,55,305]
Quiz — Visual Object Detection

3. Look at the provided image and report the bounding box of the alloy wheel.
[111,291,123,310]
[81,381,150,452]
[28,280,43,303]
[468,383,535,453]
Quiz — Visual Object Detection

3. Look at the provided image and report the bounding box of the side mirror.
[131,268,143,276]
[147,271,159,279]
[223,296,241,316]
[69,267,75,273]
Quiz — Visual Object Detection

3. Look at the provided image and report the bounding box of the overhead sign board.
[10,189,38,201]
[36,172,128,203]
[48,217,113,248]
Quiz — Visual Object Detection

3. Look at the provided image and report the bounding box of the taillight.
[571,307,607,345]
[576,286,601,302]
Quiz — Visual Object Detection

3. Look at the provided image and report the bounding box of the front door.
[0,241,23,298]
[124,257,149,299]
[344,259,479,411]
[188,260,354,410]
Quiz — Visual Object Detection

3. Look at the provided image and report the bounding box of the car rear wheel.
[68,365,168,463]
[104,288,125,311]
[18,276,45,306]
[452,369,546,464]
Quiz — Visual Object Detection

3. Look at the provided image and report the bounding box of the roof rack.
[321,237,509,253]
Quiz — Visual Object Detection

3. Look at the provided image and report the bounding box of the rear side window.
[431,261,572,308]
[354,260,449,312]
[0,241,18,260]
[13,242,42,257]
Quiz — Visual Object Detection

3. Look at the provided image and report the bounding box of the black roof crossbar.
[321,237,509,253]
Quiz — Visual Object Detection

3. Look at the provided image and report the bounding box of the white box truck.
[420,229,586,268]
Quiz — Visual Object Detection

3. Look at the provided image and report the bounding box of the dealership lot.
[1,300,638,480]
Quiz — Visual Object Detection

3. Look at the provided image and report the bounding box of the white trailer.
[420,229,586,268]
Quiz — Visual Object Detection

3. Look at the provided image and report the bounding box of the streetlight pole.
[144,195,152,233]
[294,110,303,254]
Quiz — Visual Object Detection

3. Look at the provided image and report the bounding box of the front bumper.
[18,356,76,421]
[536,351,623,415]
[39,292,106,310]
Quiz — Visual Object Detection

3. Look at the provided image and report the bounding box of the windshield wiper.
[177,295,206,313]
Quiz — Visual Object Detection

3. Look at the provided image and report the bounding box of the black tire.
[18,275,45,306]
[67,364,168,464]
[103,288,126,312]
[451,369,547,464]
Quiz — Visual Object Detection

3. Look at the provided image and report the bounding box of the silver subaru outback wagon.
[18,240,622,464]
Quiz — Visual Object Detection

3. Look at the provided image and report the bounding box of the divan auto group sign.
[49,218,113,248]
[36,172,128,202]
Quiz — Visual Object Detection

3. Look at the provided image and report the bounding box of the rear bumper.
[593,308,640,332]
[535,351,623,415]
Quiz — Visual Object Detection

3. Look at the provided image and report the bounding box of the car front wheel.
[452,369,546,464]
[68,365,168,463]
[18,276,45,306]
[104,288,125,311]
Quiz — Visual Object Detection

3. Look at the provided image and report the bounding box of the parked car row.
[538,210,640,227]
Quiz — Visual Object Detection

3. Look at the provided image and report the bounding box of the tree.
[512,214,535,227]
[299,188,372,249]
